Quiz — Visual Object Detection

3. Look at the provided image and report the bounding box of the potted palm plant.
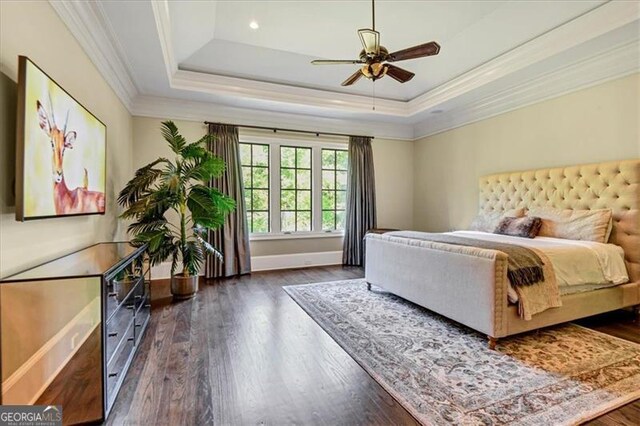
[118,121,235,299]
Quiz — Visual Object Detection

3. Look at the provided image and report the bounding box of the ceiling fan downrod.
[372,0,376,31]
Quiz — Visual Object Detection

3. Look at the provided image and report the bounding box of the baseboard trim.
[1,297,101,404]
[150,251,343,278]
[251,251,343,272]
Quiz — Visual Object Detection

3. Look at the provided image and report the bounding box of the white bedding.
[448,231,629,302]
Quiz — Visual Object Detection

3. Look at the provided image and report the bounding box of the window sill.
[249,232,344,241]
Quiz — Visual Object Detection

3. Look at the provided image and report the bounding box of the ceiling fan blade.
[341,70,364,86]
[311,59,364,65]
[385,64,415,83]
[388,41,440,62]
[358,29,380,56]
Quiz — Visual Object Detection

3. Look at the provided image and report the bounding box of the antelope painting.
[37,97,105,215]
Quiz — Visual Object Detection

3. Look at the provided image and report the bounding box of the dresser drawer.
[106,274,143,321]
[105,307,134,365]
[106,321,134,407]
[134,292,150,345]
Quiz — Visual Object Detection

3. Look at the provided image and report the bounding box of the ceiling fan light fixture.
[361,65,371,79]
[361,62,387,80]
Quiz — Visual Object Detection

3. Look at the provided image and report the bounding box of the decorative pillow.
[494,216,542,239]
[527,206,613,243]
[468,208,525,233]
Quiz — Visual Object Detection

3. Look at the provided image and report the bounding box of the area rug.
[283,279,640,425]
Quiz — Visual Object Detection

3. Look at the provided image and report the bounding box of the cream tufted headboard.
[479,159,640,282]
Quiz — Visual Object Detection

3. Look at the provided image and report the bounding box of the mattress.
[447,231,629,302]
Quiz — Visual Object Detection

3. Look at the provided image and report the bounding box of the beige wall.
[132,116,414,256]
[0,1,133,277]
[413,73,640,233]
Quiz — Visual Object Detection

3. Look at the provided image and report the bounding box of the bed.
[365,159,640,348]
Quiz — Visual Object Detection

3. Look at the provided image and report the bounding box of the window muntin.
[240,143,270,233]
[280,146,312,232]
[321,149,348,231]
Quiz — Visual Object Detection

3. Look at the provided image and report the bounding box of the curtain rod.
[203,121,373,139]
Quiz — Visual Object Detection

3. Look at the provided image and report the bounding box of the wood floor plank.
[155,298,194,426]
[105,266,638,425]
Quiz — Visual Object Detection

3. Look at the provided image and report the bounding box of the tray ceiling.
[52,0,640,139]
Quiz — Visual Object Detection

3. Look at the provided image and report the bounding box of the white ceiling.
[53,0,640,139]
[177,0,604,100]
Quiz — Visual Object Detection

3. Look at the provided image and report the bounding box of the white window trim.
[240,134,347,241]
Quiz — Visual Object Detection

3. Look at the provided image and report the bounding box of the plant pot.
[114,277,138,302]
[171,273,199,300]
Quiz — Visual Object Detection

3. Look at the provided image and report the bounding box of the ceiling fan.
[311,0,441,86]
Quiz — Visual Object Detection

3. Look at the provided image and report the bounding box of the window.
[240,143,270,233]
[240,138,348,238]
[280,146,312,232]
[321,149,348,231]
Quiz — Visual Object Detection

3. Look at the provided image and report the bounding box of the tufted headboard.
[479,159,640,282]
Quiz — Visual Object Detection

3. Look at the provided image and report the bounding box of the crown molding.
[407,1,640,116]
[171,69,409,116]
[131,95,413,140]
[413,40,640,139]
[49,0,138,111]
[149,0,176,83]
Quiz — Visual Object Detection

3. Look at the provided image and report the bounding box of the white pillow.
[527,207,613,243]
[468,208,525,233]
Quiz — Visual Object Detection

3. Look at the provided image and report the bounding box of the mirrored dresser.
[0,242,150,424]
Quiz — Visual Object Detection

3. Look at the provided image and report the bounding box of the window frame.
[239,135,348,240]
[279,145,313,233]
[239,142,271,234]
[321,148,348,232]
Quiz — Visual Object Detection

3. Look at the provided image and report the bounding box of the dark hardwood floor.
[106,266,639,425]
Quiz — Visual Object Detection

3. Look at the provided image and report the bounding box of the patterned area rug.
[284,279,640,425]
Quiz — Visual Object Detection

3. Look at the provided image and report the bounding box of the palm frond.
[161,121,187,155]
[127,218,170,236]
[117,158,168,207]
[182,240,205,276]
[181,135,212,159]
[189,156,226,183]
[120,188,176,220]
[187,185,235,229]
[171,249,180,276]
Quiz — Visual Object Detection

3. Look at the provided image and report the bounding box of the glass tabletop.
[1,242,144,282]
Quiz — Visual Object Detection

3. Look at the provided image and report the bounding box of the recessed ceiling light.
[249,20,259,30]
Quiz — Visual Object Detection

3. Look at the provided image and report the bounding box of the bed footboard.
[365,233,510,338]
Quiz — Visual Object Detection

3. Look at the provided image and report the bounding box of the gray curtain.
[342,136,377,266]
[206,124,251,278]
